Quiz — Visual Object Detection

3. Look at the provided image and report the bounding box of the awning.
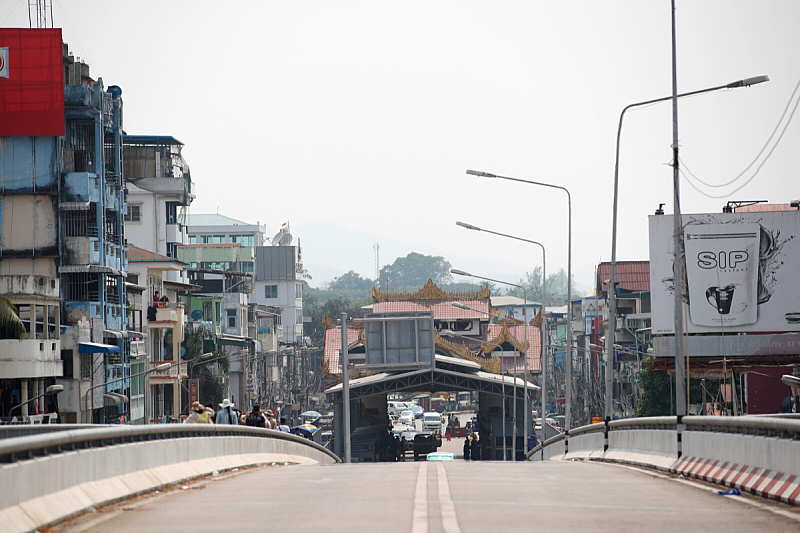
[103,329,123,338]
[79,341,121,354]
[59,201,91,211]
[103,392,128,405]
[59,265,127,278]
[217,334,250,347]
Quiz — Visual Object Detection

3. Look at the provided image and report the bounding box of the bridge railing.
[527,415,800,506]
[0,425,340,533]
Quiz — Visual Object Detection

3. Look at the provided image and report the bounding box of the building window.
[166,243,177,258]
[265,285,278,299]
[230,234,254,247]
[240,262,254,273]
[201,235,224,244]
[296,308,303,325]
[124,204,141,222]
[295,283,302,299]
[227,309,236,329]
[80,353,93,379]
[188,235,197,244]
[165,201,179,224]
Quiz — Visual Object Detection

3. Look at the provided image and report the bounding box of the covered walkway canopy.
[326,354,539,403]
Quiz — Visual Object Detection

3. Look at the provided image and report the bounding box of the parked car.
[399,411,415,426]
[388,401,411,417]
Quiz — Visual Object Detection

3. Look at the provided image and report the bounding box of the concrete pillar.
[333,399,343,458]
[173,380,181,420]
[38,380,45,414]
[20,380,28,416]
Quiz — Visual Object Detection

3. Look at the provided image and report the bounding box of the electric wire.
[680,75,800,199]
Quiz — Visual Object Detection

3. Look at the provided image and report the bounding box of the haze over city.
[4,1,798,292]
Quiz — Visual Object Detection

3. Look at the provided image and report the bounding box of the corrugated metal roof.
[596,260,650,293]
[181,213,252,226]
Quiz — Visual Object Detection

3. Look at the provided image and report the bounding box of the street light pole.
[607,73,768,420]
[452,268,527,460]
[9,385,64,418]
[455,221,547,453]
[466,170,572,430]
[83,362,173,423]
[442,329,510,461]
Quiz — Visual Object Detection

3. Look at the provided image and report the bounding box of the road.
[54,455,800,532]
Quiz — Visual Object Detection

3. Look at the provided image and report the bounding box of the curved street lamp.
[9,384,65,418]
[455,220,547,451]
[452,268,528,460]
[608,74,769,420]
[83,362,174,423]
[441,329,511,461]
[466,170,574,430]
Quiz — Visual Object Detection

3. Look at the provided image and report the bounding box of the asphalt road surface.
[55,456,800,532]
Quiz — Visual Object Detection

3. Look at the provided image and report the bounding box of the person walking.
[215,398,238,425]
[463,435,471,461]
[184,402,212,424]
[277,417,291,433]
[245,404,267,428]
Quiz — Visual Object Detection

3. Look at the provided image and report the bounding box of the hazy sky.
[4,1,798,293]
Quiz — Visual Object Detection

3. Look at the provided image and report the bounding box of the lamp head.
[781,374,800,388]
[456,221,481,231]
[451,268,471,277]
[45,384,64,395]
[465,169,495,178]
[726,75,769,89]
[451,302,470,310]
[154,363,172,372]
[440,329,455,337]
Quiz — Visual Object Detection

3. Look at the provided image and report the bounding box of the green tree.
[0,295,24,339]
[380,252,452,291]
[507,267,580,306]
[636,355,671,416]
[326,270,374,301]
[303,295,364,347]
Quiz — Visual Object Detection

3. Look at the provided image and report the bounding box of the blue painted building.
[0,44,128,423]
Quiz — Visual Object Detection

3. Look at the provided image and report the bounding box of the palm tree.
[0,295,25,339]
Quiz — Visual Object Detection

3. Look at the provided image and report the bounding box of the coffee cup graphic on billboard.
[684,223,760,327]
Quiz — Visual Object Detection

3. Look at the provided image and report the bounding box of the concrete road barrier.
[0,425,339,533]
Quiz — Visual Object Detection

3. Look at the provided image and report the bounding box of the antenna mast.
[28,0,54,28]
[373,243,380,281]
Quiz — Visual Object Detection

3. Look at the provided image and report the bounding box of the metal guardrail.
[0,424,340,464]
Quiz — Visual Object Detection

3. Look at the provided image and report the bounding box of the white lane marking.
[437,463,462,533]
[412,462,428,533]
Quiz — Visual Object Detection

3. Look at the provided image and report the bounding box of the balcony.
[149,304,185,326]
[0,338,62,379]
[63,172,100,203]
[148,360,188,381]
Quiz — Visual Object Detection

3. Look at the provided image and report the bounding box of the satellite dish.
[191,309,203,321]
[259,325,269,333]
[271,231,283,246]
[279,231,293,246]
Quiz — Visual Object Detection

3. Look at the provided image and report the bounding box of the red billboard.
[0,28,64,136]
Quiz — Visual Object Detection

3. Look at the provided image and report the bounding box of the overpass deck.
[51,458,800,533]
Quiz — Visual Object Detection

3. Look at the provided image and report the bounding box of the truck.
[422,412,443,433]
[413,432,442,460]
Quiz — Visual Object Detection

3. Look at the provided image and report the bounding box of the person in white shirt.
[277,417,291,432]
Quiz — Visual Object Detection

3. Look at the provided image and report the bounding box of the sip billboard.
[649,210,800,335]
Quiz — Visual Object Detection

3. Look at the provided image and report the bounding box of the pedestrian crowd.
[183,398,314,440]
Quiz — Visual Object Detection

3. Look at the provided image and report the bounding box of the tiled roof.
[373,299,490,320]
[127,244,172,261]
[487,324,542,373]
[324,326,363,374]
[596,261,650,293]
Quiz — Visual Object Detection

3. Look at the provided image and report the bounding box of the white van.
[422,412,442,433]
